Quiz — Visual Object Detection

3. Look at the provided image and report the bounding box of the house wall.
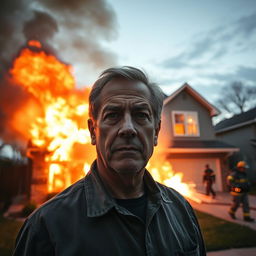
[158,88,230,192]
[216,124,256,181]
[159,90,216,146]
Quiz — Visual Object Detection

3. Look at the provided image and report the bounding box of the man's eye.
[135,112,149,119]
[105,113,119,119]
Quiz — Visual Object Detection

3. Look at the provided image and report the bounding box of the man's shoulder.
[155,182,196,219]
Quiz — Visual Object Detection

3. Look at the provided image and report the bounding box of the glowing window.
[172,111,199,136]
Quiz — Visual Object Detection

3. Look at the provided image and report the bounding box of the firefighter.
[227,161,254,222]
[203,164,216,198]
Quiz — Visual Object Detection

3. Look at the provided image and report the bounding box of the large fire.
[9,40,196,202]
[10,40,95,194]
[147,161,192,197]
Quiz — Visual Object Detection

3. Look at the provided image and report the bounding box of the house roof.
[215,107,256,133]
[159,140,239,153]
[163,83,220,117]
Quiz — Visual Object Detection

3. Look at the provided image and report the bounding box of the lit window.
[172,111,199,136]
[174,114,185,135]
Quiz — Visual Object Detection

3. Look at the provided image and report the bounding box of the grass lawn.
[1,211,256,254]
[0,215,23,256]
[195,210,256,251]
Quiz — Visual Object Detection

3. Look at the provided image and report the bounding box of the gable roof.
[215,107,256,133]
[163,83,220,117]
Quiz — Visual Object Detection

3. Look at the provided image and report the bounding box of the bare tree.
[216,81,256,115]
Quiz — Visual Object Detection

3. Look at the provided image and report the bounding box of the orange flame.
[28,40,42,48]
[147,158,195,198]
[10,40,95,194]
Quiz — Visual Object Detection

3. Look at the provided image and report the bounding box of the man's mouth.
[113,146,140,153]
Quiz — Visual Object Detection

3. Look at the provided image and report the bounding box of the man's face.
[88,78,160,175]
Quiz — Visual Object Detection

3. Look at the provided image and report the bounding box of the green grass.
[1,211,256,254]
[195,210,256,251]
[0,215,23,256]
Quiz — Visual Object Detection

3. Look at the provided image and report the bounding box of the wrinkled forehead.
[97,78,153,110]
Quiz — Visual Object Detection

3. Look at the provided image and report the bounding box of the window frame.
[172,111,200,137]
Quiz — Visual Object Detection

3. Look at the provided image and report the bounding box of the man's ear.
[88,119,96,145]
[154,120,161,146]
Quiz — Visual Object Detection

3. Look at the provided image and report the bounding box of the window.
[172,111,199,136]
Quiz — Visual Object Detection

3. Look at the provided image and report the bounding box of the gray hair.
[89,66,164,125]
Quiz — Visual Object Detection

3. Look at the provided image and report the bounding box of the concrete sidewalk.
[190,192,256,230]
[189,192,256,255]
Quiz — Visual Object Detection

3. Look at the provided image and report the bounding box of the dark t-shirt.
[115,193,147,223]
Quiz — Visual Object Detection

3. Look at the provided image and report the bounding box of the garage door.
[168,158,222,192]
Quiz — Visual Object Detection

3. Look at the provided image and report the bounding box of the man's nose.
[118,114,137,137]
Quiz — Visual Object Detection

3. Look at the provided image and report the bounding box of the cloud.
[236,66,256,81]
[161,54,187,69]
[161,11,256,69]
[186,36,214,60]
[235,12,256,37]
[161,36,217,69]
[160,34,218,69]
[201,65,256,87]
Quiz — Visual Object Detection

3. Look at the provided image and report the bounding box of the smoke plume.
[0,0,118,150]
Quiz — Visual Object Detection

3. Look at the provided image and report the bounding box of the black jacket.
[13,161,206,256]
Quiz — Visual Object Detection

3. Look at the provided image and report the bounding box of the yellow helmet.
[236,161,247,168]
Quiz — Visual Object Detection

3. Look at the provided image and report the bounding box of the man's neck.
[96,161,145,199]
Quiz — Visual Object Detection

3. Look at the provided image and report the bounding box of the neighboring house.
[158,83,238,192]
[215,107,256,182]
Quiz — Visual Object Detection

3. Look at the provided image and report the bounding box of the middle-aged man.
[13,66,206,255]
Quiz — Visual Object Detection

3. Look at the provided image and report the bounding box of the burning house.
[0,0,119,205]
[9,40,96,204]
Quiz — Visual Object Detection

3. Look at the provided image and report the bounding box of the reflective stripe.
[234,179,247,183]
[230,191,243,196]
[234,187,242,193]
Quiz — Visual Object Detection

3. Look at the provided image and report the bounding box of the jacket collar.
[84,161,166,217]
